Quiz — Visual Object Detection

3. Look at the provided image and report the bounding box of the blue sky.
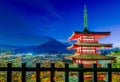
[0,0,120,47]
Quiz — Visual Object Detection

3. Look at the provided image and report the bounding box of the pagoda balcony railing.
[76,40,98,43]
[75,52,98,55]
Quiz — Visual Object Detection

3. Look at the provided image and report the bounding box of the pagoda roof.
[74,43,112,47]
[74,31,111,34]
[68,30,110,40]
[66,54,115,60]
[67,43,112,50]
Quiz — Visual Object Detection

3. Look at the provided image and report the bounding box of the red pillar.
[81,36,83,42]
[95,47,97,54]
[94,35,95,42]
[96,60,98,64]
[94,47,96,54]
[81,47,83,54]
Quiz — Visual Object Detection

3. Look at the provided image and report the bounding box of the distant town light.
[26,53,33,55]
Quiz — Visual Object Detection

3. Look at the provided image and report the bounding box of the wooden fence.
[0,63,120,82]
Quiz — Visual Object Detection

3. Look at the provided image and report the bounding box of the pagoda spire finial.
[84,5,87,28]
[83,4,89,33]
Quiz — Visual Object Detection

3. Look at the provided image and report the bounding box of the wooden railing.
[0,63,120,82]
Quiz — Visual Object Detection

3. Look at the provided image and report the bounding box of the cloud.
[5,0,63,19]
[0,0,64,35]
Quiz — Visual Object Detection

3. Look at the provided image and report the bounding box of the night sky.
[0,0,120,47]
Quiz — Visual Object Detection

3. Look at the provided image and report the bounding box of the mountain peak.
[13,37,72,54]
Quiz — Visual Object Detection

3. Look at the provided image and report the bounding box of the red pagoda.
[67,5,115,67]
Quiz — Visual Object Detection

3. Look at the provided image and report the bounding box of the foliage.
[107,49,120,68]
[0,53,120,82]
[0,54,66,82]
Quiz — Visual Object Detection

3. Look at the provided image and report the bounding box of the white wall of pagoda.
[76,35,100,43]
[75,47,98,54]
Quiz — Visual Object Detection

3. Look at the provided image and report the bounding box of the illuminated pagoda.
[67,5,115,67]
